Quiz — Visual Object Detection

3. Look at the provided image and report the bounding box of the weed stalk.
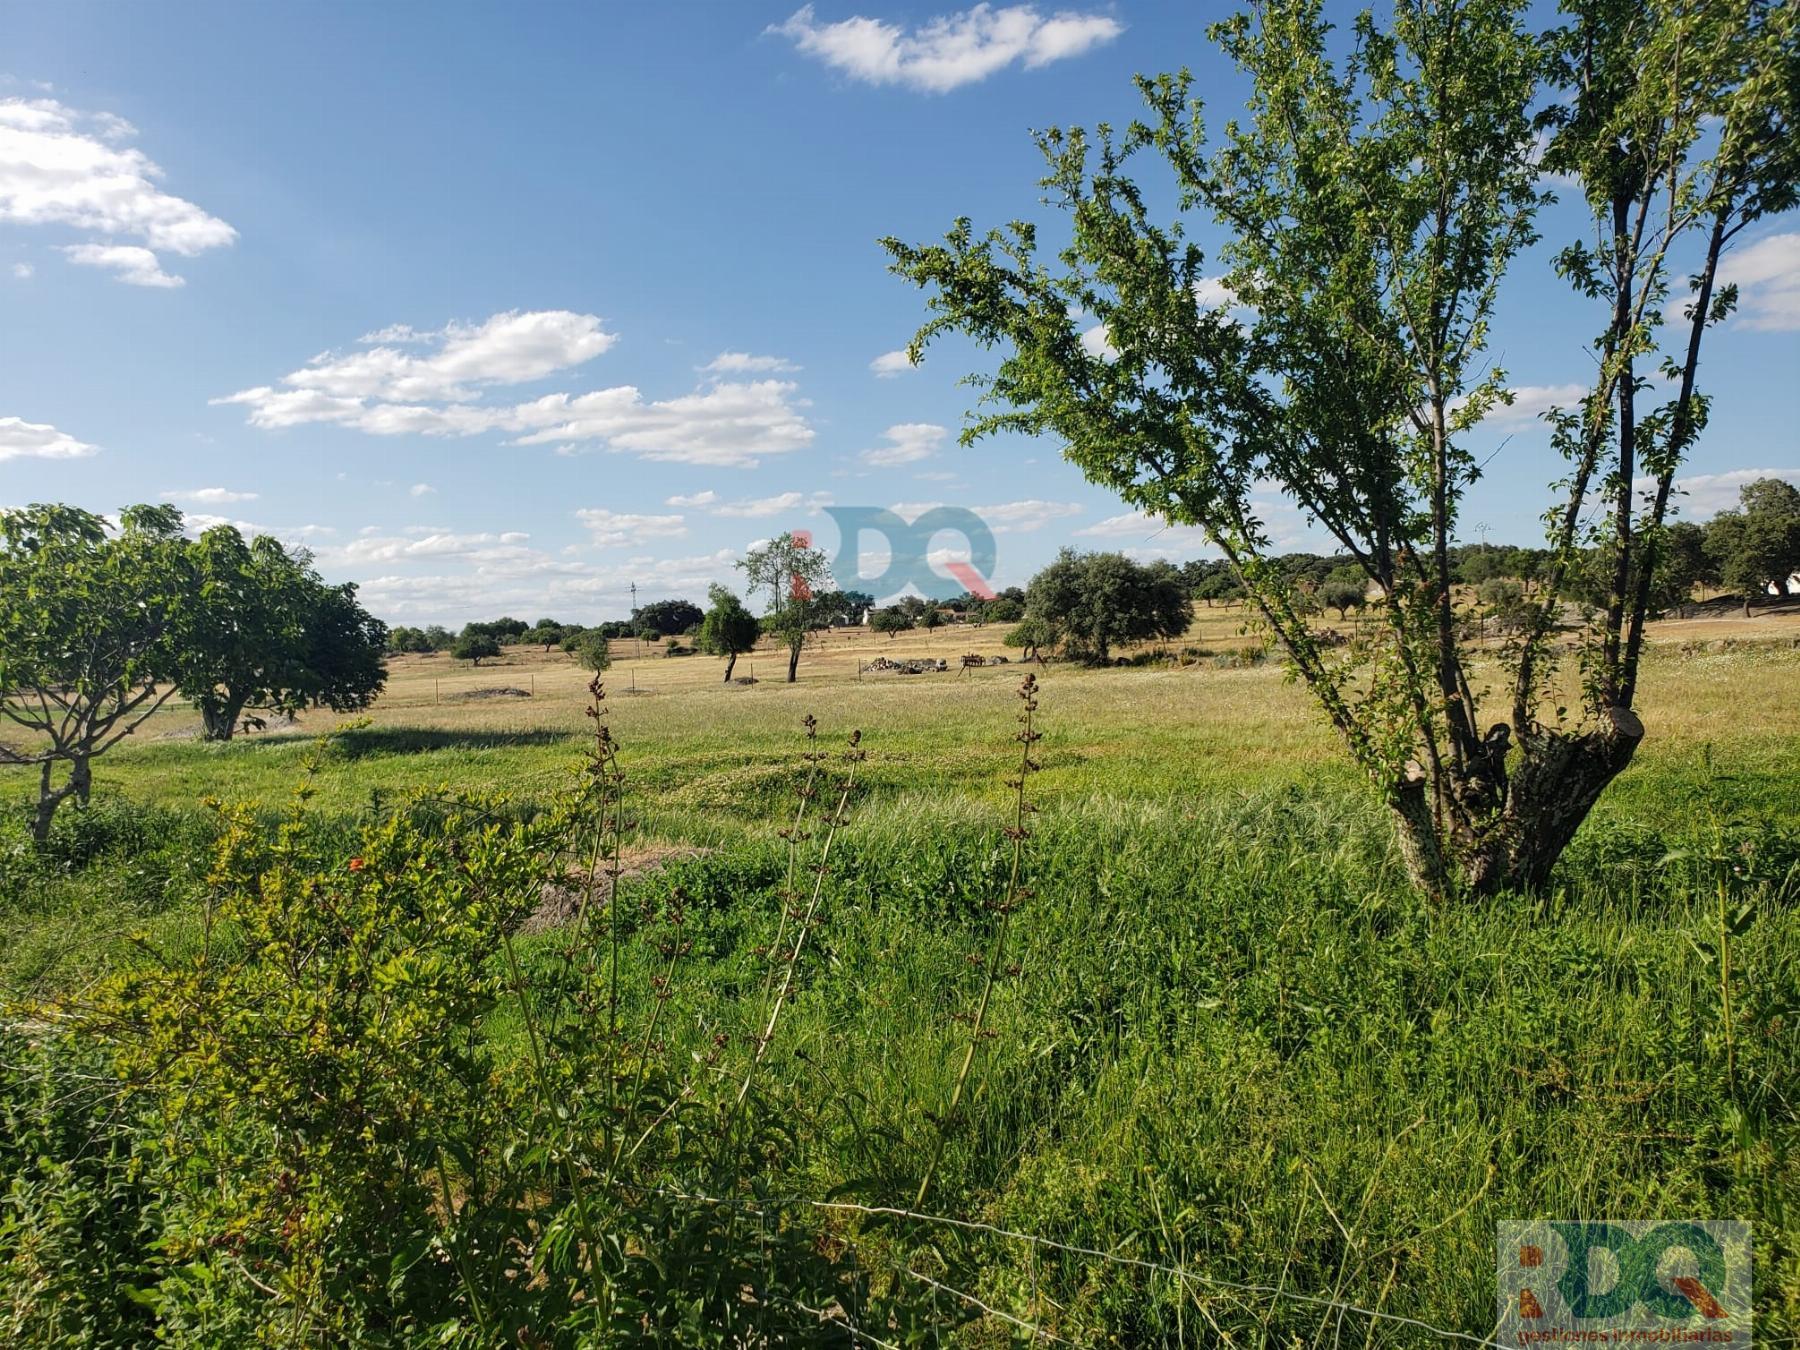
[916,672,1040,1209]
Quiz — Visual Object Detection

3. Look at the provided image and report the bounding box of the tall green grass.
[2,669,1797,1342]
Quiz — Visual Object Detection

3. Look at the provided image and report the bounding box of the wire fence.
[650,1186,1517,1348]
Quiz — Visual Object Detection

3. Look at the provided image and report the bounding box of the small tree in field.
[697,584,760,681]
[1320,577,1367,622]
[870,607,914,640]
[574,633,612,673]
[453,634,500,666]
[0,504,189,840]
[177,525,386,740]
[886,0,1795,897]
[740,532,833,683]
[1003,615,1053,663]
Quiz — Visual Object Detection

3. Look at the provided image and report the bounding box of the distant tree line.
[1,504,387,840]
[381,478,1798,683]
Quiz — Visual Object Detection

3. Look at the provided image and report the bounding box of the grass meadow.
[4,605,1798,1343]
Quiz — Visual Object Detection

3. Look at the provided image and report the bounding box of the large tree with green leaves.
[739,532,833,683]
[696,584,760,681]
[177,525,387,740]
[1025,549,1191,663]
[1704,477,1800,611]
[886,0,1795,898]
[0,504,191,839]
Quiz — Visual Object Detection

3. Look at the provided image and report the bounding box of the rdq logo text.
[1497,1220,1751,1346]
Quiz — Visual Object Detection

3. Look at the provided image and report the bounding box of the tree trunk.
[724,652,737,682]
[1394,708,1645,898]
[786,641,801,683]
[1387,764,1451,899]
[70,754,91,805]
[200,693,247,742]
[31,761,77,843]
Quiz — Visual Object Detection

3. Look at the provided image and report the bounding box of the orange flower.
[347,857,366,872]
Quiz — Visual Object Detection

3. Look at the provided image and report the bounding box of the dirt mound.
[518,844,708,934]
[450,686,532,700]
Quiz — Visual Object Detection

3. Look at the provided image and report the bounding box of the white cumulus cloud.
[0,97,235,286]
[771,4,1123,93]
[1718,232,1800,333]
[60,243,183,287]
[1640,467,1800,519]
[860,421,946,467]
[870,348,916,377]
[1465,382,1589,430]
[0,414,96,461]
[214,311,816,468]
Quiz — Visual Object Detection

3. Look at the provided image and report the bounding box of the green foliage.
[451,634,500,665]
[883,0,1795,898]
[176,525,387,741]
[1320,578,1367,620]
[461,617,528,642]
[870,606,914,639]
[1002,614,1052,660]
[2,713,918,1344]
[738,532,833,683]
[0,504,191,840]
[3,670,1799,1341]
[633,598,703,637]
[1706,477,1800,605]
[573,632,612,672]
[387,625,434,654]
[696,585,759,679]
[1025,549,1190,663]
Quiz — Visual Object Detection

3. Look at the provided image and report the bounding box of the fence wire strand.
[655,1187,1514,1348]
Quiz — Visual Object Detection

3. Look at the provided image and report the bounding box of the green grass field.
[4,609,1798,1343]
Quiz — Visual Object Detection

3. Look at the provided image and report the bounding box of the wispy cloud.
[575,507,689,547]
[703,351,799,374]
[162,486,258,504]
[771,4,1123,94]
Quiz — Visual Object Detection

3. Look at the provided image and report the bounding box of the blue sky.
[2,1,1796,624]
